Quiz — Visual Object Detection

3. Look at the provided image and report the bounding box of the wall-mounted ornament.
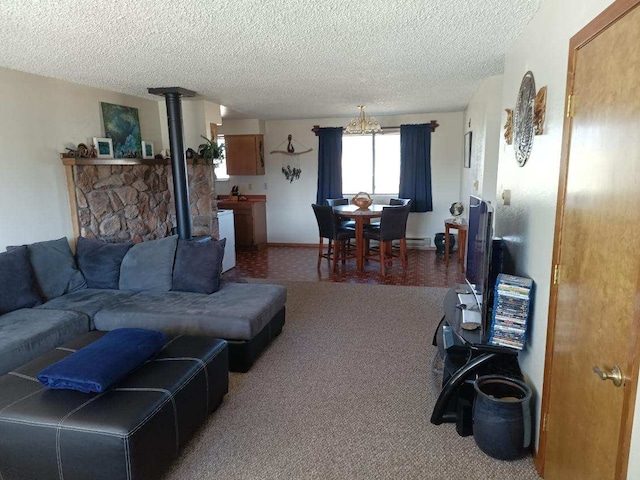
[271,134,310,183]
[282,165,301,183]
[503,109,514,145]
[270,134,313,156]
[533,86,548,135]
[513,71,537,167]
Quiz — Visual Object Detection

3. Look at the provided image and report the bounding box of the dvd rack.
[489,274,533,350]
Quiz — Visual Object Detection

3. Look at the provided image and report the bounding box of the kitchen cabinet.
[225,134,265,175]
[216,200,267,248]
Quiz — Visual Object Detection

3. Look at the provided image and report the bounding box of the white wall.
[0,67,163,250]
[462,75,504,213]
[494,0,629,461]
[216,112,464,244]
[219,118,266,136]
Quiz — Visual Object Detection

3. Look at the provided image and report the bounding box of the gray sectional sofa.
[0,235,286,374]
[0,235,286,480]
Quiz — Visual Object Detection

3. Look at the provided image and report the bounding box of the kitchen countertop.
[217,195,266,203]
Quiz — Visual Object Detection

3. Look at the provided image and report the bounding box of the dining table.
[332,204,386,271]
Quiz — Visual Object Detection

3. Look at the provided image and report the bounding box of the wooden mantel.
[61,156,215,166]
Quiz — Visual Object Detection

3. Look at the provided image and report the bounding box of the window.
[216,135,229,180]
[342,130,400,194]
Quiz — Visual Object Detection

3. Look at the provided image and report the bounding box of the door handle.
[592,365,624,387]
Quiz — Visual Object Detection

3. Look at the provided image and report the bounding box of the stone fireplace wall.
[70,162,218,242]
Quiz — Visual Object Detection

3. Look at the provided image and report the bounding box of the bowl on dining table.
[351,192,373,210]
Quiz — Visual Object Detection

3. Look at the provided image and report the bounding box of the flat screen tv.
[465,195,494,334]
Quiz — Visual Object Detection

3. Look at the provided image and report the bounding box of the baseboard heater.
[406,237,433,249]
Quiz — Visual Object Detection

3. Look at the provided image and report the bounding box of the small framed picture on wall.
[141,141,154,159]
[464,131,472,168]
[93,137,114,159]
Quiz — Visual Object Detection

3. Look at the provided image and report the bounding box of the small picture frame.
[464,131,472,168]
[141,141,154,159]
[93,137,114,159]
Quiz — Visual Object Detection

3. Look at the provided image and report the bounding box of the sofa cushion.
[0,247,42,314]
[76,236,132,289]
[119,235,178,292]
[11,237,87,301]
[0,308,90,375]
[172,238,226,294]
[37,288,138,329]
[94,282,287,341]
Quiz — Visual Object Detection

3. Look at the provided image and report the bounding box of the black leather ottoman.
[0,331,228,480]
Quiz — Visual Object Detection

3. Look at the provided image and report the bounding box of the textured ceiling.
[0,0,540,120]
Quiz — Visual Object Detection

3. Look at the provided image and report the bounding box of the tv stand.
[430,285,521,434]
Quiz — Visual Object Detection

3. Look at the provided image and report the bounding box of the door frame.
[536,0,640,478]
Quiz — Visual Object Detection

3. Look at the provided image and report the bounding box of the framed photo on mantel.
[141,141,154,159]
[93,137,114,159]
[464,131,472,168]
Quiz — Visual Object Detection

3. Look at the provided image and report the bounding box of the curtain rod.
[311,120,439,136]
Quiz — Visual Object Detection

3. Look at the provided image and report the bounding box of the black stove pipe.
[148,87,196,240]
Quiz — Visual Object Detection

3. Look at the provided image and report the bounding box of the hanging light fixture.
[345,105,382,134]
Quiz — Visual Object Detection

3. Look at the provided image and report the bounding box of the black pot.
[473,375,532,460]
[434,233,455,254]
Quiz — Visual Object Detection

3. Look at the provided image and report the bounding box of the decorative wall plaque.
[503,109,514,145]
[513,71,536,167]
[533,86,548,135]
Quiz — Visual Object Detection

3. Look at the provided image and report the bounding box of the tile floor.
[223,245,465,287]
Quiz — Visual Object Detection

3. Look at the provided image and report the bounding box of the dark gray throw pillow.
[119,235,178,292]
[0,246,42,314]
[172,238,226,294]
[76,237,133,289]
[13,238,87,301]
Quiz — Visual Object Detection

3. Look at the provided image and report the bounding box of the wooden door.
[540,2,640,479]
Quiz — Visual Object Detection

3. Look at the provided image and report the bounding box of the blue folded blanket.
[37,328,168,393]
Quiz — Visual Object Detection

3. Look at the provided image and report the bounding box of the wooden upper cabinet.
[225,134,265,175]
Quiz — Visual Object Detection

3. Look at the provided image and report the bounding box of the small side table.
[445,219,467,272]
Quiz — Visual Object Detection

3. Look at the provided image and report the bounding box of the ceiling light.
[345,105,382,134]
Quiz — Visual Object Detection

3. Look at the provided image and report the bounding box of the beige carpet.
[165,281,540,480]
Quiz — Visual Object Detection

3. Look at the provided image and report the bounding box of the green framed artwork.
[101,102,142,158]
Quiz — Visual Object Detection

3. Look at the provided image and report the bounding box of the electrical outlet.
[248,183,253,191]
[502,189,511,205]
[263,182,268,190]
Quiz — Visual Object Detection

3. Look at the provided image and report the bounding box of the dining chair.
[325,198,356,229]
[363,205,411,275]
[389,198,412,206]
[312,204,356,273]
[364,198,411,231]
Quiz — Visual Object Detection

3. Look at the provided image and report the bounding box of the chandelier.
[345,105,382,134]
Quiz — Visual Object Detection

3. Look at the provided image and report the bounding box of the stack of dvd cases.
[489,274,533,350]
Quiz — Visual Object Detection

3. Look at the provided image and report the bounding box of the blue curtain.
[316,127,343,205]
[399,124,433,212]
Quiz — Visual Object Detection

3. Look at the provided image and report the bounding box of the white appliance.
[217,210,236,272]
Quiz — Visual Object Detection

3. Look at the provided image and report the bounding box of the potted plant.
[197,135,225,165]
